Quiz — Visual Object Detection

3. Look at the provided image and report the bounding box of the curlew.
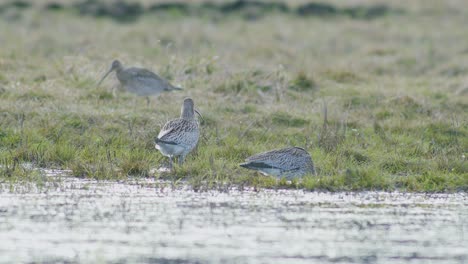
[240,147,316,179]
[155,98,201,169]
[97,60,182,104]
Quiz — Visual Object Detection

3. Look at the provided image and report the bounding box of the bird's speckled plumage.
[155,98,200,167]
[98,60,182,97]
[240,147,316,179]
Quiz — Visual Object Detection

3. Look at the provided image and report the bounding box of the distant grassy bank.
[0,0,401,22]
[0,1,466,192]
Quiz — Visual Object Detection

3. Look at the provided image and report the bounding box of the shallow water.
[0,171,467,264]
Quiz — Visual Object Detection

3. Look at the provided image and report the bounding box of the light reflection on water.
[0,170,466,264]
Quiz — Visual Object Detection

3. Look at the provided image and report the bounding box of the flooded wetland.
[1,171,466,263]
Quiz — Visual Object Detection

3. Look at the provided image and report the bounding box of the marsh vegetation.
[0,0,467,192]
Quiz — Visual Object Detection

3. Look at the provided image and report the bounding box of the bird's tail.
[155,137,177,145]
[239,162,251,169]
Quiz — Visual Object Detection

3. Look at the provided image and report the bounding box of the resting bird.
[97,60,182,104]
[240,147,316,179]
[155,98,201,169]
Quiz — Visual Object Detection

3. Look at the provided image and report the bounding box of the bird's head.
[97,60,123,87]
[111,60,122,71]
[181,98,203,121]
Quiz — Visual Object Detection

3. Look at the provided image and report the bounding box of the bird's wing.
[245,149,282,162]
[245,151,282,167]
[157,119,199,147]
[241,161,283,170]
[127,67,181,91]
[157,120,178,139]
[245,148,301,171]
[127,67,158,78]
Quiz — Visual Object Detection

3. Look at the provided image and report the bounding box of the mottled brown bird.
[240,147,316,179]
[155,98,201,169]
[97,60,182,104]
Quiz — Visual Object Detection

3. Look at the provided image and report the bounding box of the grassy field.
[0,0,467,192]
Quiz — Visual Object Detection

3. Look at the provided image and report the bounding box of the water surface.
[0,171,466,263]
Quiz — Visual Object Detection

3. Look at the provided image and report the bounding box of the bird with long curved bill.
[240,147,316,179]
[155,98,202,170]
[97,60,183,106]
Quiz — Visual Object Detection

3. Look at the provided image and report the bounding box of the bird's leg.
[168,156,173,170]
[178,155,185,166]
[146,97,150,107]
[111,85,117,98]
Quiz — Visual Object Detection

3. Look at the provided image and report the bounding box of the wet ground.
[0,170,467,264]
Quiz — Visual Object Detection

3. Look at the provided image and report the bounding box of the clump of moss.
[17,91,54,102]
[214,80,250,94]
[289,72,317,92]
[270,111,309,127]
[324,69,363,84]
[343,150,370,164]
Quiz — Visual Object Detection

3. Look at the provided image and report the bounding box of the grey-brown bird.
[155,98,201,169]
[97,60,182,104]
[240,147,316,179]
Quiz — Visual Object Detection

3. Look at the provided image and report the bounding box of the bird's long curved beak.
[195,109,203,121]
[97,68,113,87]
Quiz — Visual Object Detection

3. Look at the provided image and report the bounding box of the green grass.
[0,1,467,192]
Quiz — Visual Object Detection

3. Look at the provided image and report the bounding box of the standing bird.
[240,147,316,179]
[97,60,182,105]
[155,98,201,169]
